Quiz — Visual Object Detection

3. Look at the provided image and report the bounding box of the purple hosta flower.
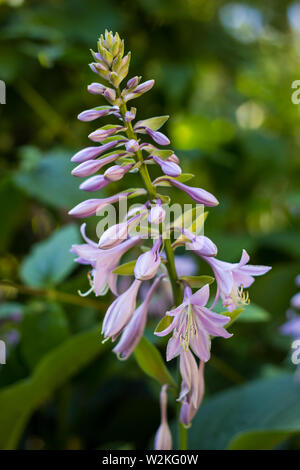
[152,155,181,177]
[155,284,232,362]
[168,153,180,164]
[291,293,300,309]
[148,202,166,224]
[99,210,148,249]
[163,179,219,207]
[77,106,119,122]
[71,141,121,163]
[113,276,163,359]
[179,352,205,427]
[280,312,300,339]
[79,164,133,192]
[71,224,140,296]
[125,76,141,90]
[122,79,154,102]
[72,153,125,177]
[69,190,143,218]
[154,385,172,450]
[89,125,125,142]
[87,82,106,95]
[125,139,139,153]
[79,175,109,192]
[182,229,217,257]
[102,279,142,341]
[125,108,136,122]
[135,127,170,146]
[104,163,133,181]
[202,250,271,311]
[134,237,162,280]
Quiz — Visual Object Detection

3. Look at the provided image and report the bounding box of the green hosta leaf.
[216,301,270,327]
[238,303,270,322]
[189,374,300,450]
[154,315,173,334]
[13,149,88,209]
[135,116,169,132]
[134,337,176,390]
[179,275,214,289]
[112,260,136,275]
[20,301,70,370]
[0,326,108,450]
[20,224,80,288]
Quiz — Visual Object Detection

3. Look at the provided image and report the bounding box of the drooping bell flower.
[202,249,271,311]
[154,385,172,450]
[113,275,163,359]
[155,284,232,362]
[102,279,142,341]
[179,353,205,427]
[71,223,140,296]
[134,237,162,280]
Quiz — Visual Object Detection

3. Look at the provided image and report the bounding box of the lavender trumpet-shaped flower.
[69,30,272,450]
[71,224,140,296]
[113,275,164,359]
[156,284,232,362]
[201,249,271,311]
[154,385,172,450]
[179,353,205,427]
[102,279,142,341]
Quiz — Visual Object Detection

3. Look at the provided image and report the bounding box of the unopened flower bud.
[125,139,139,153]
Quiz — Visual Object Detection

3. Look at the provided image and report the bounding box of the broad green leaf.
[20,224,80,288]
[13,149,88,209]
[0,326,107,450]
[216,301,270,326]
[179,275,214,289]
[135,115,169,132]
[112,260,136,275]
[189,374,300,450]
[134,337,176,390]
[20,301,70,370]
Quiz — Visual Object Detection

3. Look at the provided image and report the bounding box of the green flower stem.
[116,88,187,450]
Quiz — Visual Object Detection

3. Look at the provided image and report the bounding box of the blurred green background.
[0,0,300,450]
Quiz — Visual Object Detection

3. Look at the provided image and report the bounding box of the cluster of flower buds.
[69,31,271,450]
